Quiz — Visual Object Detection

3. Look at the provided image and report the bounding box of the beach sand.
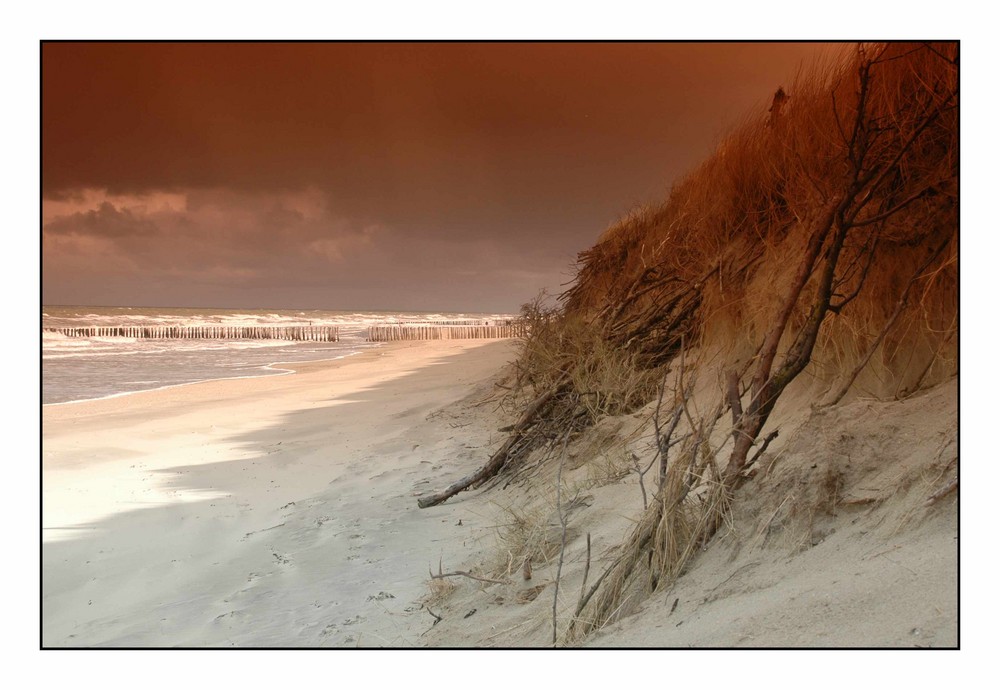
[42,338,958,649]
[43,339,517,647]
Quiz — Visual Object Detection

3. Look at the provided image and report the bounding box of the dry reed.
[528,42,957,641]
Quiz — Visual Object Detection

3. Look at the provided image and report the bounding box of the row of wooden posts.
[45,325,341,341]
[44,321,527,342]
[398,319,489,326]
[366,323,526,341]
[43,320,525,342]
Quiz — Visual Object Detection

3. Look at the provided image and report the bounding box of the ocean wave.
[43,348,365,405]
[43,308,517,332]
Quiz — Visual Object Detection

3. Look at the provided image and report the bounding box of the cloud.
[42,189,188,225]
[41,186,562,310]
[43,187,379,274]
[41,44,843,310]
[44,201,160,239]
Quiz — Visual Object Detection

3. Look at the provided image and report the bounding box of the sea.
[42,306,515,405]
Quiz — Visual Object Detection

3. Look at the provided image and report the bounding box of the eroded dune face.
[564,42,957,399]
[413,42,957,647]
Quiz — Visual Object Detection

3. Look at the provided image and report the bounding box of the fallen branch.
[429,566,508,586]
[417,379,569,508]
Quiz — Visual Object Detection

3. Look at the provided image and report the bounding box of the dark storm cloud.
[42,42,842,310]
[41,187,564,310]
[45,201,159,238]
[44,188,376,275]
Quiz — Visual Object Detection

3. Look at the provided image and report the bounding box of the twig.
[552,431,571,647]
[829,232,880,313]
[573,551,627,621]
[578,533,592,608]
[746,429,780,470]
[867,544,902,559]
[425,606,442,626]
[655,355,694,490]
[429,563,508,586]
[727,369,743,427]
[925,477,957,506]
[839,496,879,506]
[823,234,952,406]
[630,452,649,510]
[909,317,956,394]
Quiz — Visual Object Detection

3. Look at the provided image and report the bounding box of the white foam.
[43,350,366,406]
[41,307,514,404]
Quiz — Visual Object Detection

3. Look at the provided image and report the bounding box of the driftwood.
[417,379,569,508]
[429,569,508,586]
[429,556,509,585]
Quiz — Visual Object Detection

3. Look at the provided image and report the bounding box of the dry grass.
[491,500,564,579]
[585,450,633,487]
[423,577,458,607]
[568,406,734,639]
[512,296,664,418]
[503,42,957,644]
[561,42,957,400]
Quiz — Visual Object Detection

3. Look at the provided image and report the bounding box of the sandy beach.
[43,339,516,647]
[37,40,961,654]
[42,338,959,649]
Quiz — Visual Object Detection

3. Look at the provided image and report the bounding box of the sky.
[42,41,841,312]
[16,5,994,680]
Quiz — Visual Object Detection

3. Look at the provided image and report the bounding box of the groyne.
[44,325,341,341]
[367,323,525,341]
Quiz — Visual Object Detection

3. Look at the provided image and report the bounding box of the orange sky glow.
[43,42,842,311]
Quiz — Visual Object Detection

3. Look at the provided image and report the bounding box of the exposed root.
[420,43,958,645]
